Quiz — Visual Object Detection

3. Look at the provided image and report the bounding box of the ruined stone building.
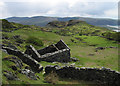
[2,40,71,72]
[25,40,71,62]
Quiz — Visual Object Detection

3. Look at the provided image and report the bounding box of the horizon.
[0,0,119,19]
[2,15,118,20]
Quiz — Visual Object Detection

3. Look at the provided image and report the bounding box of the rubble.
[3,71,19,80]
[19,69,38,80]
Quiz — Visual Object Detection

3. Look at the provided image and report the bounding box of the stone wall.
[37,40,71,62]
[55,40,70,50]
[37,44,58,55]
[2,47,43,72]
[25,45,71,62]
[37,40,70,55]
[45,65,120,86]
[41,49,70,62]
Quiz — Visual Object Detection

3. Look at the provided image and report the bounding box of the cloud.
[104,8,118,18]
[0,0,119,2]
[0,0,118,19]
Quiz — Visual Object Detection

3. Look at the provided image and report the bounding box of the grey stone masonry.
[2,40,71,65]
[40,49,70,62]
[36,39,71,62]
[45,65,120,86]
[2,46,43,72]
[25,45,41,61]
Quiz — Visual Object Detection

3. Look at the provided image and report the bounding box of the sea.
[107,25,120,32]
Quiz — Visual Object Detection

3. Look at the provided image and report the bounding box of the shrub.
[26,36,43,46]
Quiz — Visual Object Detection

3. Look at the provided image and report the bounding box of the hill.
[1,19,119,85]
[6,16,117,28]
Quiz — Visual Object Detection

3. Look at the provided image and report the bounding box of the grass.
[74,35,118,47]
[1,26,119,84]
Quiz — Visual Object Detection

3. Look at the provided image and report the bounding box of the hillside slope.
[6,16,117,27]
[1,19,119,85]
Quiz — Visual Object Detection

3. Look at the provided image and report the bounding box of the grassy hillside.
[6,16,117,27]
[1,19,119,85]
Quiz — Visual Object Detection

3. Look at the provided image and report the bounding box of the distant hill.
[6,16,117,28]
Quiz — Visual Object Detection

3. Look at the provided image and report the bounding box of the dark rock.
[13,35,20,39]
[15,38,24,44]
[70,57,79,62]
[2,34,9,39]
[25,66,30,69]
[7,43,17,50]
[96,47,105,50]
[88,54,95,56]
[3,71,19,80]
[16,43,21,47]
[109,46,117,48]
[20,69,38,80]
[2,56,23,69]
[10,65,17,71]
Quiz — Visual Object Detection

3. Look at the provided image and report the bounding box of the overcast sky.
[0,0,119,19]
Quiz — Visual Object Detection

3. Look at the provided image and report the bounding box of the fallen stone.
[10,65,17,71]
[3,71,19,80]
[2,56,23,69]
[7,43,17,50]
[70,57,79,62]
[13,35,20,39]
[19,69,38,80]
[88,54,95,56]
[96,47,105,50]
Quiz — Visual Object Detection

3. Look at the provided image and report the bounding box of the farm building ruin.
[25,39,71,62]
[2,40,71,64]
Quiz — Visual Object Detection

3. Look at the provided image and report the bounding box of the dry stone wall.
[40,49,70,62]
[45,65,120,86]
[2,47,43,72]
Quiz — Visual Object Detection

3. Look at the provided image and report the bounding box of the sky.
[0,0,119,19]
